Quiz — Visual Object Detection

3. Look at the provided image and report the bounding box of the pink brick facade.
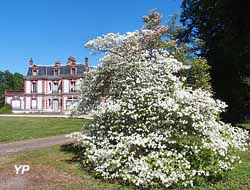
[5,56,89,113]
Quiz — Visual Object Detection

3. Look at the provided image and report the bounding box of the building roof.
[25,57,90,80]
[26,64,85,78]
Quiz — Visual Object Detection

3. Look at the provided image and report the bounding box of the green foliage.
[143,9,162,30]
[180,0,250,122]
[0,70,23,107]
[0,104,12,114]
[185,58,211,91]
[12,72,23,90]
[143,10,212,92]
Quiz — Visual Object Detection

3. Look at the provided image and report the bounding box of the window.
[48,99,52,107]
[49,82,52,91]
[54,69,59,76]
[66,96,78,110]
[54,82,58,92]
[71,68,76,75]
[32,82,37,93]
[32,70,37,76]
[70,81,76,92]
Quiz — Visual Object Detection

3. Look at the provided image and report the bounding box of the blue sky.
[0,0,182,74]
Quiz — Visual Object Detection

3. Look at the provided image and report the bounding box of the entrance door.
[53,99,59,112]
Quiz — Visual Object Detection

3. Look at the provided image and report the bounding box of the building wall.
[12,99,21,109]
[37,96,43,110]
[62,96,66,111]
[20,97,24,110]
[47,80,52,94]
[31,98,36,110]
[63,79,69,93]
[6,97,12,105]
[11,77,82,113]
[6,96,24,111]
[37,80,43,93]
[25,81,31,94]
[26,97,31,110]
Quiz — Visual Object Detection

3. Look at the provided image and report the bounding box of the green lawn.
[185,150,250,190]
[0,117,249,189]
[0,117,90,142]
[0,144,249,190]
[0,144,129,190]
[237,123,250,130]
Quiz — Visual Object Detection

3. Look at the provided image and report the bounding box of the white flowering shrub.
[68,30,249,189]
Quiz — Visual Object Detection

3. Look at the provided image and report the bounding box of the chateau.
[5,56,89,113]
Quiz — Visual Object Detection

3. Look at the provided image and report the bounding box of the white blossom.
[68,30,249,189]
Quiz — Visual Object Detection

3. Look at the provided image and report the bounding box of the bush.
[0,104,12,114]
[68,28,249,189]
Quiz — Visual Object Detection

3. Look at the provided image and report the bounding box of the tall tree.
[180,0,250,122]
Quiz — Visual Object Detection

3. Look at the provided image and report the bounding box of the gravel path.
[0,135,73,154]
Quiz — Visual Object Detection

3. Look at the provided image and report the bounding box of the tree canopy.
[0,71,23,106]
[180,0,250,122]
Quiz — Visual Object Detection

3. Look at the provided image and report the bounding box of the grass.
[0,144,249,190]
[0,117,249,189]
[184,150,250,190]
[0,104,12,114]
[237,123,250,130]
[0,144,129,190]
[0,117,90,142]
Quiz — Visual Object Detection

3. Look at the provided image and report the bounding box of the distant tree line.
[0,71,23,107]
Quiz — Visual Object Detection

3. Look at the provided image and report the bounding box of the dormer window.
[32,70,37,76]
[32,66,38,76]
[54,69,59,76]
[71,67,76,75]
[53,61,61,76]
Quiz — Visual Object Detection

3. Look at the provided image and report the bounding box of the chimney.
[84,57,89,72]
[55,60,61,66]
[29,58,33,66]
[67,56,76,65]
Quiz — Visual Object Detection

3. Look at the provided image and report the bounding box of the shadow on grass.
[60,142,98,179]
[60,143,83,163]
